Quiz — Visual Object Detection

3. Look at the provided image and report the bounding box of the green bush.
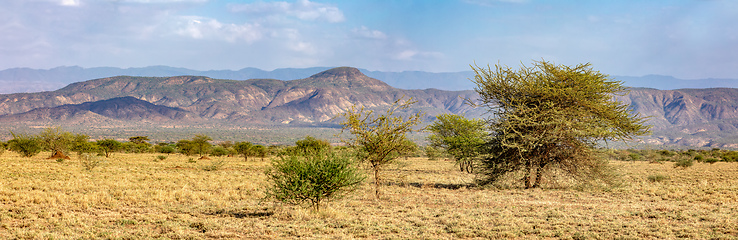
[722,151,738,162]
[210,146,229,157]
[159,146,176,154]
[202,160,225,171]
[647,174,669,182]
[8,133,42,158]
[674,158,694,168]
[156,155,167,161]
[264,153,364,211]
[704,158,720,164]
[694,154,705,162]
[81,153,103,171]
[628,153,642,161]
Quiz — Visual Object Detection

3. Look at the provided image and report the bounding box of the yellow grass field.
[1,152,736,239]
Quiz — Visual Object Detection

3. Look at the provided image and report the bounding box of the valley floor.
[0,153,736,239]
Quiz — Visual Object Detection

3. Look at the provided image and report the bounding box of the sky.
[1,0,736,79]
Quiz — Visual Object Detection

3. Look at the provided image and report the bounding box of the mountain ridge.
[1,67,738,148]
[2,65,738,93]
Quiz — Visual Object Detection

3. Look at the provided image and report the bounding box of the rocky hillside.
[0,67,481,125]
[1,67,737,148]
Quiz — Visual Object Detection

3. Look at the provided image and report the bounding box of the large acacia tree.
[473,60,650,188]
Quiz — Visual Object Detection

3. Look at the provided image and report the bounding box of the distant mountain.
[2,65,737,93]
[0,97,197,124]
[0,67,481,126]
[1,66,738,148]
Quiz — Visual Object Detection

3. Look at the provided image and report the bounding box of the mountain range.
[2,65,738,94]
[0,66,737,148]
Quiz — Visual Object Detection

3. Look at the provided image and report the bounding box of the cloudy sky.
[1,0,736,79]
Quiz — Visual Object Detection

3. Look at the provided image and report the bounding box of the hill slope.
[0,67,481,126]
[1,67,737,148]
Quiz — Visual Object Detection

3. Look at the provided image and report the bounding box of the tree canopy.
[473,60,650,188]
[427,114,487,173]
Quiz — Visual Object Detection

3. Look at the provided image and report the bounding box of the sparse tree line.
[6,60,734,211]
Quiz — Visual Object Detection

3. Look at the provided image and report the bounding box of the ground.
[0,152,736,239]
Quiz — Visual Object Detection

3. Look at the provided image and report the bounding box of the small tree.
[97,139,122,158]
[234,141,256,161]
[192,135,212,157]
[38,127,75,158]
[472,60,650,188]
[265,152,364,211]
[338,98,422,198]
[176,140,197,156]
[427,114,487,173]
[295,136,331,156]
[253,145,268,160]
[8,132,42,157]
[129,136,149,144]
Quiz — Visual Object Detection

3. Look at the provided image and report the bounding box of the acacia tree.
[427,114,487,173]
[472,61,650,188]
[97,139,122,158]
[38,127,75,158]
[234,141,256,161]
[338,98,422,198]
[192,135,212,157]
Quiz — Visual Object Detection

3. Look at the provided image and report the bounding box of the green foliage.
[176,140,197,156]
[192,135,212,157]
[694,154,705,162]
[8,132,42,158]
[704,158,719,164]
[156,155,167,161]
[96,139,122,158]
[628,153,643,161]
[338,98,423,198]
[38,127,75,157]
[201,160,226,171]
[210,146,230,157]
[80,153,103,171]
[472,60,650,189]
[722,151,738,162]
[234,142,256,161]
[427,114,487,173]
[647,174,669,182]
[295,136,332,156]
[264,153,364,211]
[128,136,150,144]
[159,145,176,154]
[674,159,694,168]
[423,146,444,161]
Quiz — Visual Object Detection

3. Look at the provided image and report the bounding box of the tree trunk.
[524,162,532,189]
[533,165,544,188]
[374,166,381,199]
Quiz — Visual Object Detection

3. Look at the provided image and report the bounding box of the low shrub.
[704,158,720,164]
[674,159,694,168]
[264,153,364,211]
[81,153,103,171]
[202,160,225,171]
[647,174,669,182]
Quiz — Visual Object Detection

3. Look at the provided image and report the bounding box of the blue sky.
[1,0,736,79]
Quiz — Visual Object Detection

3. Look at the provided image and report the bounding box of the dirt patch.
[198,156,211,160]
[46,151,71,160]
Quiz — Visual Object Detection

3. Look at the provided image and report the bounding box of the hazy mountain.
[0,67,482,126]
[2,65,738,93]
[1,66,737,148]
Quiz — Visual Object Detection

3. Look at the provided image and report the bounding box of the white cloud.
[352,26,387,40]
[229,0,345,23]
[59,0,81,6]
[394,50,443,61]
[176,16,263,43]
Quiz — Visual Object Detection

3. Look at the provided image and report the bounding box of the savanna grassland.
[1,152,736,239]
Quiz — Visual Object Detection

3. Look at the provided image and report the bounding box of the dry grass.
[1,152,737,239]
